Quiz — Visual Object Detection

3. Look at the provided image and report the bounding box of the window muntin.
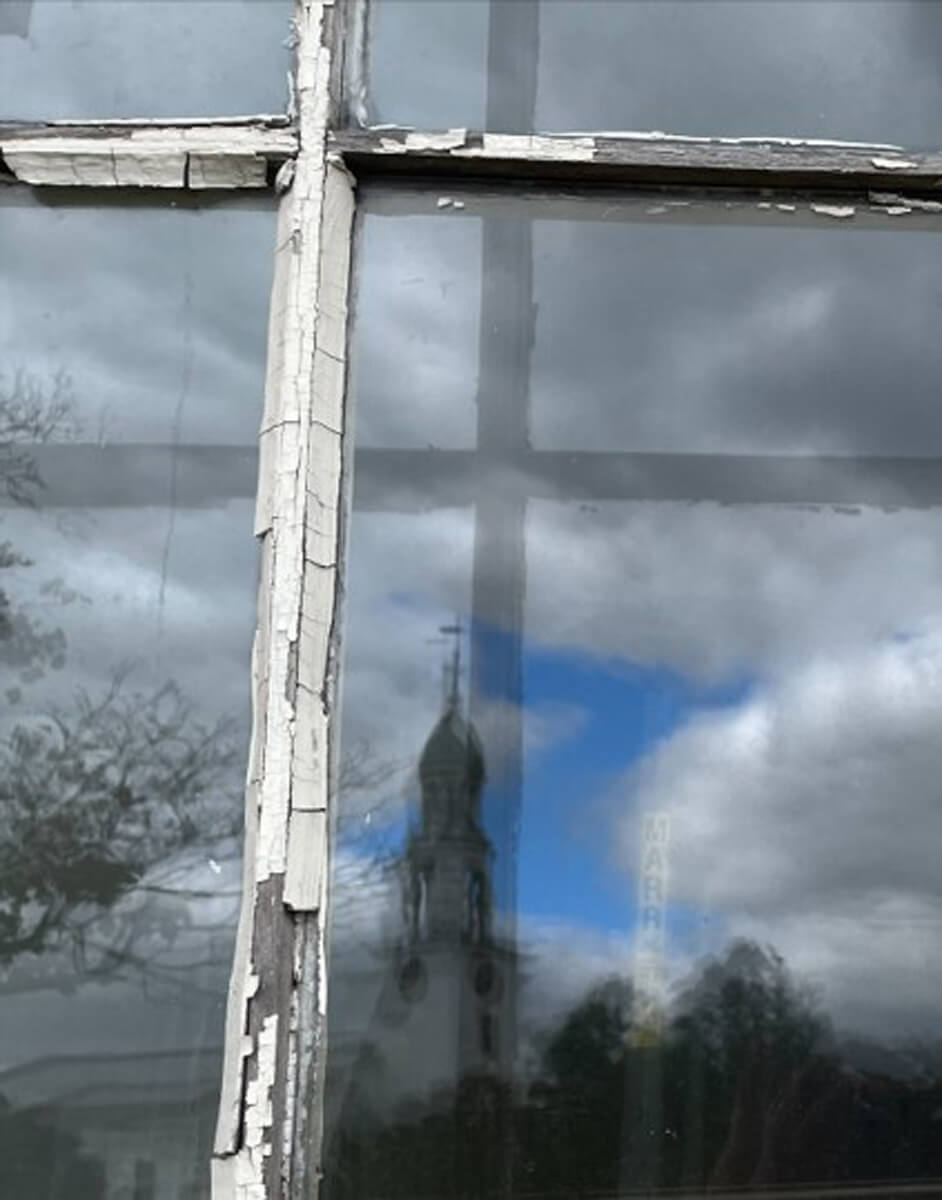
[324,188,942,1197]
[0,195,274,1199]
[355,0,942,145]
[11,0,942,1195]
[0,0,291,121]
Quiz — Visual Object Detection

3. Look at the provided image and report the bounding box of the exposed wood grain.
[332,126,942,193]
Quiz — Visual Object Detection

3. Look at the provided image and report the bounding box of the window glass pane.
[358,0,942,145]
[530,203,942,456]
[363,0,488,130]
[0,0,290,120]
[355,212,481,450]
[0,195,273,1200]
[326,193,942,1198]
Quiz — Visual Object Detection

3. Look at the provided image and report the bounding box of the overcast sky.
[0,193,275,1151]
[9,0,942,1162]
[368,0,942,146]
[0,0,290,120]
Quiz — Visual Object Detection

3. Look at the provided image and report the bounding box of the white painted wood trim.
[211,1,354,1196]
[1,120,297,187]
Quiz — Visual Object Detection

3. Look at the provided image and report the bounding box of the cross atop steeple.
[438,619,463,712]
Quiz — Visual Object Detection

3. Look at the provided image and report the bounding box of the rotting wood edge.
[331,126,942,194]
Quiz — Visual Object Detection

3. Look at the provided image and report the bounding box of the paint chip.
[871,156,919,170]
[811,204,856,219]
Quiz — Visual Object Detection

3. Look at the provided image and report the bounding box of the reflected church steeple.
[406,624,492,946]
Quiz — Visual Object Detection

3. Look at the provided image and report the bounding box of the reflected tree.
[0,369,77,703]
[0,671,240,970]
[519,976,633,1195]
[666,939,829,1187]
[0,370,242,997]
[327,938,942,1198]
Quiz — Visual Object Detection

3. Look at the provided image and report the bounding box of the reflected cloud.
[0,0,289,120]
[0,196,273,1199]
[364,0,942,146]
[332,194,942,1196]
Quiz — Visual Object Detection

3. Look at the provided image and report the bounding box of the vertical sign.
[633,812,671,1046]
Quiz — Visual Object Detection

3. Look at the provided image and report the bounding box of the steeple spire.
[438,619,463,713]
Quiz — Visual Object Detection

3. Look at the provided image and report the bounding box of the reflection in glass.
[354,215,481,450]
[326,193,942,1197]
[0,196,272,1199]
[358,0,942,146]
[0,0,290,120]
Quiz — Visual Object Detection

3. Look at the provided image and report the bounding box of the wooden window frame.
[5,1,942,1196]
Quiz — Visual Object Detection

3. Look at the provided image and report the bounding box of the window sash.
[7,2,942,1198]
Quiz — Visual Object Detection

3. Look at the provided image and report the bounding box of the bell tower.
[377,623,517,1104]
[404,626,491,947]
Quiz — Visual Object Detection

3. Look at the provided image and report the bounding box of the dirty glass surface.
[0,194,273,1200]
[359,0,942,145]
[0,0,290,120]
[325,189,942,1199]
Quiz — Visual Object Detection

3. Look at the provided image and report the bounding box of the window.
[4,3,942,1199]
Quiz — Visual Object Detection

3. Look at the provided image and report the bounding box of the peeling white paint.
[337,127,939,194]
[275,158,296,194]
[234,1014,279,1200]
[1,123,295,188]
[190,152,268,189]
[871,191,942,213]
[285,810,327,911]
[3,144,185,186]
[471,133,595,162]
[214,621,265,1159]
[545,129,905,151]
[212,2,351,1195]
[871,155,920,170]
[810,203,856,219]
[35,114,291,128]
[404,128,467,151]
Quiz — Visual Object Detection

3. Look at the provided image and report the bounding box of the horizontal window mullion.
[332,126,942,195]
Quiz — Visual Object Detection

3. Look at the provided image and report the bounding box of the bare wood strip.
[332,126,942,192]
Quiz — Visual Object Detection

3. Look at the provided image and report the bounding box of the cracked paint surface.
[210,1,352,1198]
[1,120,296,187]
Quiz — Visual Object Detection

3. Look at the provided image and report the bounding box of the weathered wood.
[212,1,353,1197]
[332,126,942,193]
[1,119,296,188]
